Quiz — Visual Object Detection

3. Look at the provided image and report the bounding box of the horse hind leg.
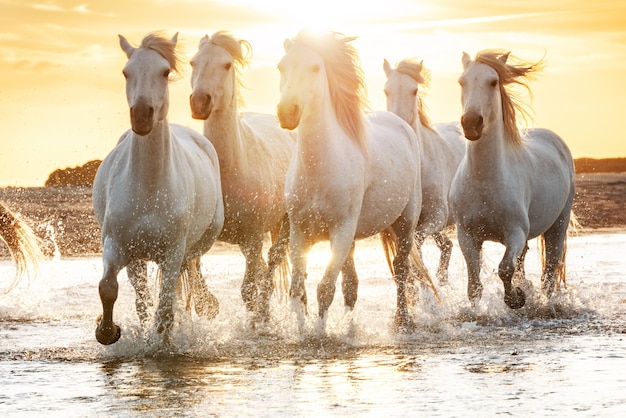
[187,256,219,320]
[96,259,123,345]
[239,238,267,315]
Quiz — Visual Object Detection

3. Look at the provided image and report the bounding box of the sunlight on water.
[1,234,625,416]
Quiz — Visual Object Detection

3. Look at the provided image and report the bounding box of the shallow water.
[1,233,625,416]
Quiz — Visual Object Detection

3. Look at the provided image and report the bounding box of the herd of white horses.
[0,29,575,346]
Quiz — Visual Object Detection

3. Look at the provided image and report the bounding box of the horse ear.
[499,52,510,64]
[169,32,179,47]
[383,59,392,76]
[119,35,135,58]
[462,52,472,70]
[283,38,294,51]
[199,35,209,48]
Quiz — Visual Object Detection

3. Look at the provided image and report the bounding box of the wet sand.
[1,172,625,257]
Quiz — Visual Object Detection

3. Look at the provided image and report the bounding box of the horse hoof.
[394,312,417,334]
[504,287,526,309]
[95,324,121,345]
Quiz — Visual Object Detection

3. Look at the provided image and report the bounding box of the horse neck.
[203,104,246,174]
[465,122,512,177]
[129,120,174,187]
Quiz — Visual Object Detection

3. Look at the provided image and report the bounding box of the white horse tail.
[0,201,43,292]
[379,227,441,304]
[539,211,581,290]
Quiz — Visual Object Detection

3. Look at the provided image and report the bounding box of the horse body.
[450,50,574,309]
[190,31,295,322]
[277,30,425,330]
[383,59,465,282]
[93,33,224,345]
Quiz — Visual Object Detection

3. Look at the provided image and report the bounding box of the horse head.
[190,31,250,120]
[119,33,179,136]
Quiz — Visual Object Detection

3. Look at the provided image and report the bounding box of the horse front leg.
[500,229,528,309]
[456,228,484,306]
[153,250,186,343]
[258,215,290,323]
[188,256,219,320]
[239,237,267,315]
[289,227,311,331]
[95,238,125,345]
[341,242,358,310]
[432,231,454,284]
[126,259,152,328]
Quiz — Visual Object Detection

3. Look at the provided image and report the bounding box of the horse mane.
[139,32,185,80]
[292,30,367,149]
[396,58,433,130]
[207,31,252,106]
[474,49,543,145]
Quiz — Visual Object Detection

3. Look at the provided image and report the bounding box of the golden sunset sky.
[1,0,625,186]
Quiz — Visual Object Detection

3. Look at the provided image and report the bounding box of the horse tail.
[268,214,291,302]
[539,210,581,290]
[0,201,43,292]
[379,227,441,305]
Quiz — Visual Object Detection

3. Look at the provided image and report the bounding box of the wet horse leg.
[257,215,290,322]
[391,218,417,331]
[95,238,126,345]
[289,227,311,328]
[240,236,268,315]
[188,256,219,320]
[541,213,571,296]
[457,228,484,305]
[126,259,152,327]
[499,228,528,309]
[432,231,453,284]
[341,242,358,309]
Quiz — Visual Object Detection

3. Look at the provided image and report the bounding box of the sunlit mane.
[208,30,252,105]
[396,58,433,130]
[292,30,367,149]
[474,49,543,145]
[140,32,184,79]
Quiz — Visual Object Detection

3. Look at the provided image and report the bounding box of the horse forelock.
[395,59,433,130]
[474,50,542,145]
[292,30,367,149]
[140,32,184,79]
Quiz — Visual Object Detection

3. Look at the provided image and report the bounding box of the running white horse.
[450,50,575,309]
[189,31,295,324]
[383,58,465,284]
[0,201,43,291]
[93,32,224,345]
[277,30,430,331]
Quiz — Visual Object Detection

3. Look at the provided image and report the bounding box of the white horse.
[93,32,224,345]
[383,58,465,284]
[0,201,43,291]
[277,30,430,331]
[189,31,296,323]
[450,50,575,309]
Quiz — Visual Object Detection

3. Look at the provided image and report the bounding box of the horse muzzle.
[130,102,155,136]
[277,103,300,130]
[461,112,483,141]
[189,93,212,120]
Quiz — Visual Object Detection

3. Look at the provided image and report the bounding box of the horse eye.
[122,71,128,79]
[383,90,389,97]
[224,62,232,70]
[163,69,171,78]
[312,64,320,73]
[412,89,418,96]
[490,79,498,87]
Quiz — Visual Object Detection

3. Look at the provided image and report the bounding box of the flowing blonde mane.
[140,32,184,80]
[207,31,252,106]
[474,49,543,145]
[292,30,367,149]
[396,58,433,130]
